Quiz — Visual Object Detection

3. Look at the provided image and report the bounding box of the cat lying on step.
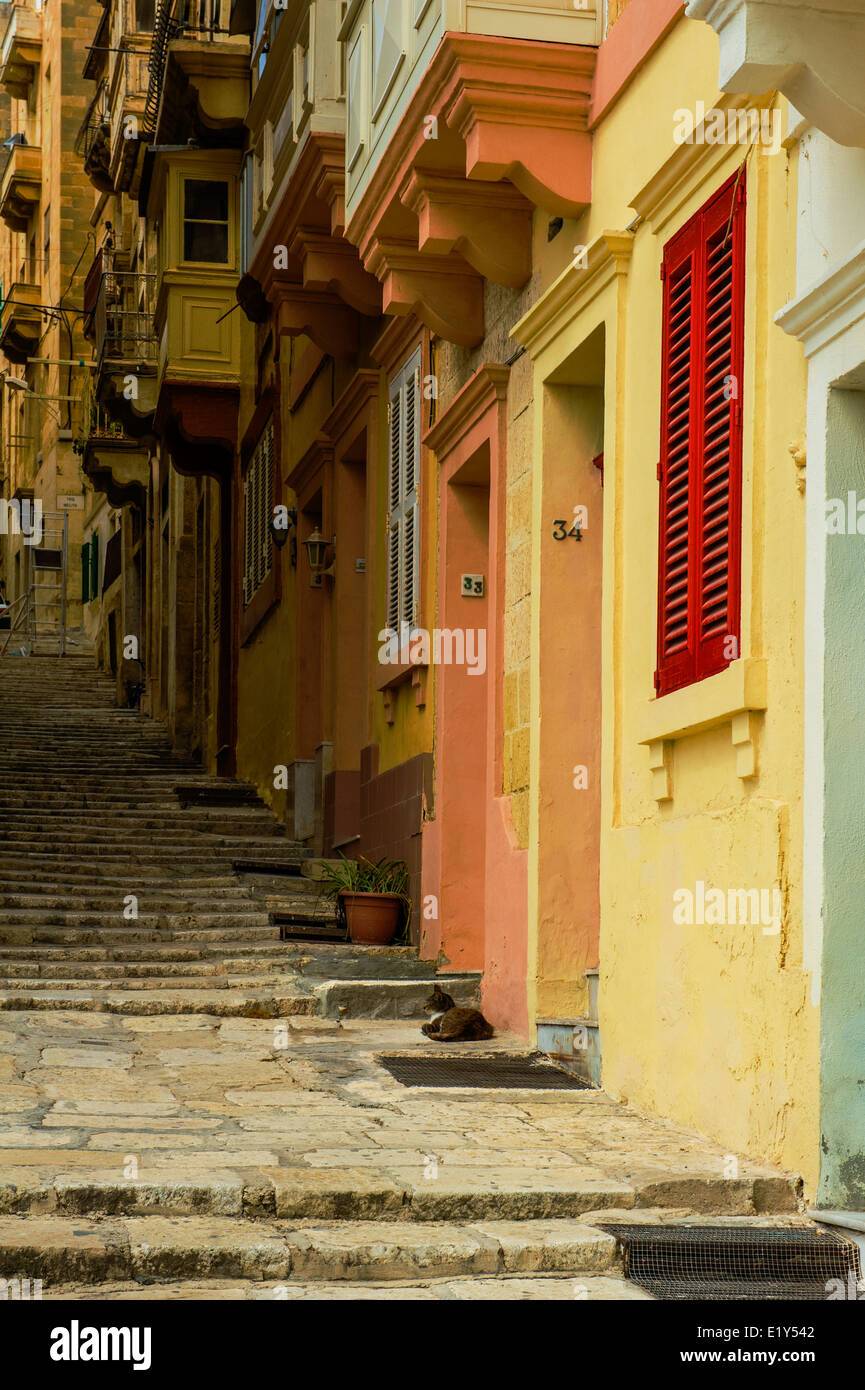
[421,984,494,1041]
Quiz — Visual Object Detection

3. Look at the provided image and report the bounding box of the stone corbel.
[274,284,358,358]
[440,38,594,217]
[377,658,429,725]
[366,237,484,347]
[400,170,532,289]
[685,0,865,148]
[290,227,381,315]
[83,444,149,512]
[647,740,673,803]
[731,710,760,780]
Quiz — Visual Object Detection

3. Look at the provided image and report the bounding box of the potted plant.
[319,854,411,946]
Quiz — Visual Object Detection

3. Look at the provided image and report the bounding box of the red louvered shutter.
[656,169,745,696]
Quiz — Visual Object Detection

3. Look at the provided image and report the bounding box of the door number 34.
[552,519,582,541]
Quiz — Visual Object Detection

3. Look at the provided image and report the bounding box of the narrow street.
[0,658,804,1299]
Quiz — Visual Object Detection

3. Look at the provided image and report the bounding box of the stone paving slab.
[0,1010,803,1224]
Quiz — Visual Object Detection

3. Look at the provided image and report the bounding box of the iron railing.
[143,0,231,136]
[92,270,158,367]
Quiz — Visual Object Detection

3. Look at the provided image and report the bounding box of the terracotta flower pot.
[340,891,403,946]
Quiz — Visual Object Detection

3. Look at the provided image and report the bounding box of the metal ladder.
[0,510,71,657]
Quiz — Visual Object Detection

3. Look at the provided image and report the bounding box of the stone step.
[0,910,273,928]
[0,988,315,1015]
[313,974,481,1019]
[0,1215,619,1284]
[40,1273,649,1300]
[0,925,281,946]
[0,972,302,991]
[0,942,321,962]
[0,891,269,910]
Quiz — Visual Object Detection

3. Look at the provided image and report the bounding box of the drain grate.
[600,1224,862,1301]
[378,1053,593,1089]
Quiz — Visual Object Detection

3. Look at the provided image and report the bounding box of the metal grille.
[378,1054,593,1090]
[600,1224,861,1301]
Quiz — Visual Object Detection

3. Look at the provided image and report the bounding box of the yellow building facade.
[514,4,816,1183]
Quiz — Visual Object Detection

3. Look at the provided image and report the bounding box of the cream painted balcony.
[74,389,150,512]
[237,0,381,357]
[341,0,601,225]
[0,4,42,101]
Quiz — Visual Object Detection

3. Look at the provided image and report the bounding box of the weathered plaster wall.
[590,19,816,1185]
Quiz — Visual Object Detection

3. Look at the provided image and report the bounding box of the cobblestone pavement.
[0,1012,800,1213]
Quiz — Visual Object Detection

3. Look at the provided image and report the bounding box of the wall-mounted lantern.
[303,526,335,586]
[269,505,297,565]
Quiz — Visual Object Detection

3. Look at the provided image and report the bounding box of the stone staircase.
[0,656,478,1018]
[0,655,811,1301]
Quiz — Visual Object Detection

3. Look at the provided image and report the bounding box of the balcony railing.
[92,271,158,369]
[12,255,43,285]
[143,0,232,136]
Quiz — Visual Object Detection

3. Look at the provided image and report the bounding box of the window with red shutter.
[656,169,745,697]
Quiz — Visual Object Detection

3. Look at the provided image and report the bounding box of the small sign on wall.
[58,495,84,511]
[461,574,484,597]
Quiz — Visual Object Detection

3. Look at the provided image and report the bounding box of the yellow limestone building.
[513,0,817,1188]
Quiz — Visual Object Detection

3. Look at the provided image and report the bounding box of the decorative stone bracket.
[400,169,533,289]
[686,0,865,148]
[366,237,484,347]
[439,35,594,216]
[289,227,381,316]
[274,284,359,359]
[376,657,429,725]
[82,442,149,512]
[640,658,768,801]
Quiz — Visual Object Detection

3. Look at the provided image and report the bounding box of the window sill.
[376,656,429,725]
[638,657,767,800]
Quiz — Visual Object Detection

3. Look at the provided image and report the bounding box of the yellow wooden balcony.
[146,150,242,390]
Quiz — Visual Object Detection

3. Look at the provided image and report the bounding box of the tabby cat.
[421,984,494,1041]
